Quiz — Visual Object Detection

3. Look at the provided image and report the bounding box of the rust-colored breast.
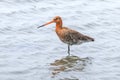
[56,27,94,45]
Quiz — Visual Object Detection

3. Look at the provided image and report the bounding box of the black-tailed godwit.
[38,16,94,56]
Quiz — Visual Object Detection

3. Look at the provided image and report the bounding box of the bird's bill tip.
[37,20,54,28]
[37,25,45,28]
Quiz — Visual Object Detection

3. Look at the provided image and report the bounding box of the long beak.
[37,20,54,28]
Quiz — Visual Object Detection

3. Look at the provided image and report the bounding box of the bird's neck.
[56,20,62,31]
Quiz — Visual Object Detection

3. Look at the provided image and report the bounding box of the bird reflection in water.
[50,56,92,76]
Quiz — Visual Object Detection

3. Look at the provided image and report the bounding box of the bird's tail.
[84,35,94,42]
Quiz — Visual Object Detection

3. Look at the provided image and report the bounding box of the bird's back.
[56,27,94,45]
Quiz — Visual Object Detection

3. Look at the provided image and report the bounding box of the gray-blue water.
[0,0,120,80]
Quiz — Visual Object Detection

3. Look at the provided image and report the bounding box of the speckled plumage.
[38,16,94,55]
[56,27,94,45]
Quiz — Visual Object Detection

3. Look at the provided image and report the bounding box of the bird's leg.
[68,44,70,56]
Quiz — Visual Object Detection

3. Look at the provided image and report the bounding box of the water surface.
[0,0,120,80]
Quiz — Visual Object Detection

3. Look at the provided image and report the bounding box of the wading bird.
[38,16,94,56]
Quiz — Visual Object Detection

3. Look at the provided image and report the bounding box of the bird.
[38,16,94,56]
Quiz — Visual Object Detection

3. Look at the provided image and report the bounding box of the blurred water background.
[0,0,120,80]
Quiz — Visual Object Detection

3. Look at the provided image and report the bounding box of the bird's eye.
[54,17,60,21]
[54,18,57,20]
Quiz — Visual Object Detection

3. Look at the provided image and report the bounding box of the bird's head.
[37,16,62,28]
[53,16,62,23]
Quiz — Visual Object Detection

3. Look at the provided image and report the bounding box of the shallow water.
[0,0,120,80]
